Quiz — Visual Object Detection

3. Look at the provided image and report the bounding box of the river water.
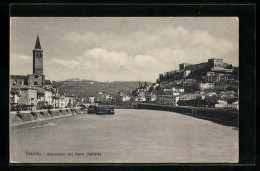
[10,109,238,163]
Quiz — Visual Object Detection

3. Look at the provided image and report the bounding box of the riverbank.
[10,104,239,128]
[136,103,239,128]
[98,103,239,127]
[10,107,84,127]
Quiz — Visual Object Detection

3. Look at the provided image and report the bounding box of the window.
[34,75,39,78]
[34,81,38,85]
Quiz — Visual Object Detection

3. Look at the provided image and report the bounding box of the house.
[215,100,228,108]
[86,96,95,103]
[179,94,204,101]
[36,88,47,109]
[64,94,75,107]
[138,92,146,102]
[232,101,239,110]
[19,87,38,110]
[146,93,157,103]
[10,88,20,104]
[156,95,179,106]
[122,95,131,102]
[58,94,66,108]
[44,89,53,105]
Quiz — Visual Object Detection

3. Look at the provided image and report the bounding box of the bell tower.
[33,34,43,75]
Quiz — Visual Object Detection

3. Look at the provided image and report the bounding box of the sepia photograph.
[10,17,239,163]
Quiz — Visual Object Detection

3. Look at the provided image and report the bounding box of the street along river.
[10,109,238,163]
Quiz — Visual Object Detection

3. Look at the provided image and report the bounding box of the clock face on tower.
[36,52,41,58]
[35,52,42,67]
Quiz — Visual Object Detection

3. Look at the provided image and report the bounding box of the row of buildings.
[10,35,238,110]
[82,91,132,104]
[80,59,238,109]
[10,35,79,111]
[130,58,239,109]
[130,81,238,109]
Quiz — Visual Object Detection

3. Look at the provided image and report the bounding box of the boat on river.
[87,105,114,115]
[96,107,115,115]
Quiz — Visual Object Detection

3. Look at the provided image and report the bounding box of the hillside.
[52,80,152,98]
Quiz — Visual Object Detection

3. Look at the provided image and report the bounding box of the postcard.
[10,17,239,163]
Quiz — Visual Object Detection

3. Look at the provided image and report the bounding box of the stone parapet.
[17,112,34,122]
[137,103,238,128]
[10,108,84,126]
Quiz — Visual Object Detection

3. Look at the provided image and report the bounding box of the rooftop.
[10,75,28,79]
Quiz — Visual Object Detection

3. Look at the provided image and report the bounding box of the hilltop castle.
[158,58,238,86]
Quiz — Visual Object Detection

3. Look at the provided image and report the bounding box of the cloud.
[45,47,165,81]
[10,54,32,75]
[11,23,237,82]
[52,58,80,69]
[133,55,158,68]
[62,31,97,44]
[56,25,238,82]
[62,26,237,62]
[81,48,130,69]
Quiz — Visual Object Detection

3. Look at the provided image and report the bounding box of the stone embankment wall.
[98,103,133,109]
[137,103,238,127]
[10,107,84,126]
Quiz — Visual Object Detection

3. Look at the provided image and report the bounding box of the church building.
[10,35,49,88]
[10,35,76,110]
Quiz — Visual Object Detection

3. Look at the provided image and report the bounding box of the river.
[10,109,238,163]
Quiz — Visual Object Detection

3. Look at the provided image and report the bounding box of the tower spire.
[34,34,41,49]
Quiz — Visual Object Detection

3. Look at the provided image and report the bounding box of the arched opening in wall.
[34,81,38,86]
[34,75,39,78]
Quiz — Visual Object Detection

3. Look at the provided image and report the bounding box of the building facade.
[10,35,76,111]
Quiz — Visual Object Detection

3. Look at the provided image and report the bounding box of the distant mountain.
[52,80,152,98]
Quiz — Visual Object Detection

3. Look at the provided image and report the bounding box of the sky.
[10,17,238,82]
